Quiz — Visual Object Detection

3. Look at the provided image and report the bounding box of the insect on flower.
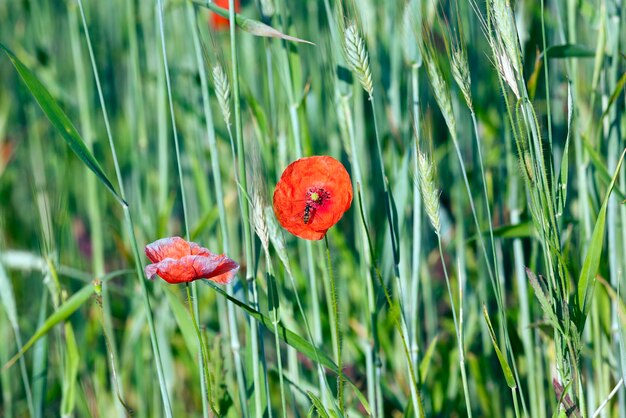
[144,237,239,285]
[273,156,353,240]
[303,203,311,224]
[209,0,240,31]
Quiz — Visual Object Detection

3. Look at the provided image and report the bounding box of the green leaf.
[596,276,626,328]
[542,44,595,59]
[3,284,95,370]
[482,305,516,388]
[307,392,331,418]
[0,262,35,416]
[190,206,219,242]
[32,294,49,418]
[419,335,438,381]
[60,323,79,416]
[468,221,535,243]
[556,81,573,216]
[599,71,626,125]
[194,0,314,45]
[526,268,562,334]
[162,285,198,359]
[582,137,626,201]
[0,263,18,329]
[0,43,125,207]
[267,272,280,325]
[578,150,626,323]
[203,281,372,416]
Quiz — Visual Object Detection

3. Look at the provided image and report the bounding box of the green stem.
[340,93,381,416]
[436,235,472,418]
[156,3,210,416]
[324,235,344,412]
[357,186,424,417]
[540,0,553,150]
[68,3,124,414]
[76,1,173,415]
[185,283,219,416]
[410,62,422,385]
[227,0,268,414]
[188,6,248,417]
[369,95,400,276]
[265,253,287,417]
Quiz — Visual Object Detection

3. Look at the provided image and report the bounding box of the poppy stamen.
[306,187,330,209]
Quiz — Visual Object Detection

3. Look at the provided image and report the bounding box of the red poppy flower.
[273,156,353,240]
[144,237,239,285]
[209,0,240,30]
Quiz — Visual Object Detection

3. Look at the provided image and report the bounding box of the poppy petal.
[144,237,239,285]
[206,257,240,284]
[273,156,352,240]
[145,236,191,263]
[145,263,159,280]
[151,258,199,284]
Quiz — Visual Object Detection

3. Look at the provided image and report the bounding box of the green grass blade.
[418,335,438,381]
[60,323,79,417]
[192,0,314,45]
[482,305,516,389]
[0,43,125,207]
[307,392,332,418]
[582,137,626,201]
[526,268,562,333]
[556,82,573,216]
[468,221,535,243]
[0,262,35,416]
[577,150,626,322]
[3,283,94,370]
[599,70,626,123]
[31,293,48,418]
[542,44,595,59]
[203,281,372,415]
[162,285,199,360]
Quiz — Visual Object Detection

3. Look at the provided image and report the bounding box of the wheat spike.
[417,149,441,234]
[423,53,456,137]
[252,191,270,255]
[451,47,472,110]
[344,24,374,96]
[491,0,520,75]
[212,64,231,126]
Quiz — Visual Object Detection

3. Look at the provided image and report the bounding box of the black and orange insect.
[303,203,312,224]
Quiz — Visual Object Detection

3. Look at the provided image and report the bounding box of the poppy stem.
[324,235,344,413]
[186,283,217,417]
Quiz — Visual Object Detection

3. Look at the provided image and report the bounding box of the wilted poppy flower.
[209,0,240,30]
[144,237,239,285]
[273,156,353,240]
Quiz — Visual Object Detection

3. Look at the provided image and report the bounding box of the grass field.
[1,0,625,417]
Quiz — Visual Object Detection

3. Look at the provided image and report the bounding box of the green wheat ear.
[451,47,472,110]
[212,64,231,126]
[417,149,441,235]
[423,52,457,137]
[344,23,374,96]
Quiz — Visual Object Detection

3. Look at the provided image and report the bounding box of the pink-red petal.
[145,237,192,263]
[144,237,239,285]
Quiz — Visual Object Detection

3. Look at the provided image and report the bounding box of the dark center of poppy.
[306,187,330,209]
